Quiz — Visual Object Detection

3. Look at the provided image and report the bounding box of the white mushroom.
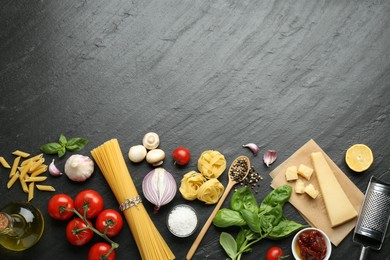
[143,132,160,150]
[146,149,165,166]
[128,145,147,163]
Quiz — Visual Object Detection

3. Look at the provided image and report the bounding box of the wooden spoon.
[186,155,250,260]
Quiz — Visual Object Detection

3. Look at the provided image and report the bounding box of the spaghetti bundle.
[91,139,175,260]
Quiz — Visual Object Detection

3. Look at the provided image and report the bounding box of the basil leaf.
[260,185,292,209]
[267,219,305,239]
[65,138,89,151]
[259,204,284,226]
[58,134,67,146]
[213,208,246,228]
[40,142,62,154]
[220,232,237,259]
[57,147,66,158]
[240,209,261,234]
[230,187,258,213]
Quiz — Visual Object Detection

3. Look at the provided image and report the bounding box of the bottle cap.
[0,213,10,232]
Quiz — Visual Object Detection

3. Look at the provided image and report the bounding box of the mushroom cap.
[146,149,165,165]
[128,145,147,163]
[143,132,160,150]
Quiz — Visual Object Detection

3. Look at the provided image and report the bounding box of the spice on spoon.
[229,157,249,182]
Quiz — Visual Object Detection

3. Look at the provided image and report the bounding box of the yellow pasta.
[7,172,20,189]
[19,175,29,193]
[91,139,175,260]
[36,185,55,191]
[0,157,11,168]
[29,158,45,172]
[197,150,227,179]
[9,156,21,177]
[30,165,48,177]
[12,150,30,158]
[28,182,34,202]
[25,176,47,182]
[21,153,43,166]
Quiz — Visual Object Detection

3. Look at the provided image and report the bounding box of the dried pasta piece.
[7,172,20,189]
[19,175,29,193]
[12,150,30,158]
[29,158,45,172]
[28,182,35,202]
[196,178,225,204]
[9,157,21,177]
[25,176,47,182]
[0,157,11,168]
[21,153,43,166]
[36,184,55,191]
[197,150,226,179]
[30,165,48,177]
[179,171,206,201]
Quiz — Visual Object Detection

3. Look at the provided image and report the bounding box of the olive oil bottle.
[0,202,44,251]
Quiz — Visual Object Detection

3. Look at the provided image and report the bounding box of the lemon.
[345,144,374,172]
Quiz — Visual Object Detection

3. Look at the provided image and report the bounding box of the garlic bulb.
[64,154,94,182]
[142,132,160,150]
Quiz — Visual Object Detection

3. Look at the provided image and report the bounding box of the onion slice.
[142,168,177,214]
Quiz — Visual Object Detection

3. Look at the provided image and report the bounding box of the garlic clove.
[49,159,63,176]
[263,150,277,167]
[143,132,160,150]
[242,143,260,156]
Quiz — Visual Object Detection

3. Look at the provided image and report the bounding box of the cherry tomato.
[74,190,104,219]
[266,247,285,260]
[172,147,191,165]
[66,218,94,246]
[95,209,124,237]
[47,194,74,221]
[88,242,116,260]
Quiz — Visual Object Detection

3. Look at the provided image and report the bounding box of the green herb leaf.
[267,219,305,239]
[59,134,67,146]
[66,138,89,151]
[40,142,62,154]
[220,232,237,259]
[230,187,258,213]
[213,208,246,228]
[58,147,66,158]
[240,209,262,234]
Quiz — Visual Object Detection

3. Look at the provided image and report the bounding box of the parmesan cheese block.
[285,166,298,181]
[311,152,358,227]
[295,179,305,194]
[304,183,319,199]
[297,164,314,180]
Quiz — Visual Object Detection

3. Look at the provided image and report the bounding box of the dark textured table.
[1,0,389,259]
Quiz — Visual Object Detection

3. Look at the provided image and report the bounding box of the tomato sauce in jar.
[296,230,327,260]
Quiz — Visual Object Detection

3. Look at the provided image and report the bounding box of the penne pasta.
[29,158,45,172]
[12,150,31,158]
[19,175,29,193]
[25,176,47,182]
[0,156,11,168]
[36,184,55,191]
[7,172,20,189]
[9,156,21,177]
[28,182,34,202]
[21,153,43,166]
[30,165,48,177]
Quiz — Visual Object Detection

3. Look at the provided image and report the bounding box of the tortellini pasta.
[196,178,224,204]
[197,150,226,179]
[179,171,206,200]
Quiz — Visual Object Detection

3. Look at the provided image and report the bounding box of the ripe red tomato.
[74,190,104,219]
[47,194,74,220]
[95,209,124,237]
[88,242,116,260]
[172,147,191,165]
[266,247,285,260]
[66,218,94,246]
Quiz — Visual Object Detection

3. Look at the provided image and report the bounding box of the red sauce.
[297,230,327,260]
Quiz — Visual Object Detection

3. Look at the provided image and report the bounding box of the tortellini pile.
[179,150,226,204]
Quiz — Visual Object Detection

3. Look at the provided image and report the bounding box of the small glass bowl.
[166,204,198,238]
[291,227,332,260]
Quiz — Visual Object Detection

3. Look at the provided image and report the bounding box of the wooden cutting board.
[270,139,364,246]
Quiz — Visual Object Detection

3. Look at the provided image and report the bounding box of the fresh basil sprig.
[40,134,89,157]
[213,185,306,260]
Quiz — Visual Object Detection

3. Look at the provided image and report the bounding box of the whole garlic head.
[64,154,94,182]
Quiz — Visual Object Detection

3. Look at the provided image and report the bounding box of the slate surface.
[0,0,389,259]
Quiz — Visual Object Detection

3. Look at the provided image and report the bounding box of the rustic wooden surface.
[1,0,389,259]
